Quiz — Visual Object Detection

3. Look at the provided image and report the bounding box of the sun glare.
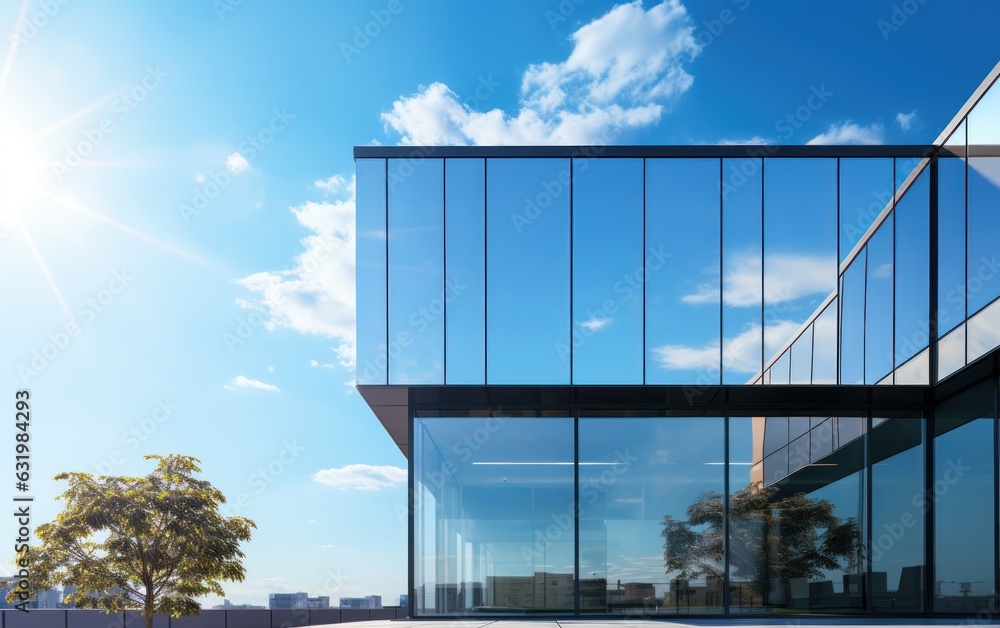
[0,123,42,217]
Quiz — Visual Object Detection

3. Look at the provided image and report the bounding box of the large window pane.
[445,159,486,384]
[723,158,763,383]
[840,158,893,261]
[934,383,996,613]
[895,157,923,194]
[769,350,789,385]
[813,299,837,384]
[731,416,866,612]
[729,417,760,612]
[968,77,1000,144]
[764,160,837,358]
[840,252,866,385]
[646,159,720,384]
[487,159,570,384]
[573,159,643,384]
[356,158,387,385]
[764,416,788,457]
[937,324,966,381]
[789,326,812,384]
[967,157,1000,315]
[870,417,924,612]
[866,219,894,384]
[968,295,1000,362]
[580,417,724,614]
[388,158,444,384]
[414,416,575,615]
[938,122,966,336]
[800,450,866,611]
[895,167,930,367]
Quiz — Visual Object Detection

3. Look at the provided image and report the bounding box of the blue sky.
[1,0,999,607]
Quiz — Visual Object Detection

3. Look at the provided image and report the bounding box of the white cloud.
[313,464,407,491]
[315,174,347,194]
[652,343,718,371]
[653,319,804,374]
[807,121,884,145]
[895,109,918,131]
[873,262,893,279]
[716,135,769,145]
[310,359,336,368]
[682,252,836,307]
[224,375,280,393]
[236,175,357,371]
[615,497,644,504]
[580,316,613,332]
[226,151,250,174]
[381,0,700,145]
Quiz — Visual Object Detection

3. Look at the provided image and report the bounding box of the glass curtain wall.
[363,150,1000,388]
[413,380,1000,617]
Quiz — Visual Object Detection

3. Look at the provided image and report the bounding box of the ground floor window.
[410,380,998,616]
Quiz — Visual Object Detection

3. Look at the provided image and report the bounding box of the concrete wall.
[0,608,408,627]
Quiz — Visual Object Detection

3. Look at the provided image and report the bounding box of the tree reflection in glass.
[662,482,862,610]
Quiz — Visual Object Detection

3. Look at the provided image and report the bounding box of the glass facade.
[357,68,1000,617]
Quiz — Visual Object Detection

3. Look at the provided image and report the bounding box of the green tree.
[8,455,255,628]
[662,482,862,606]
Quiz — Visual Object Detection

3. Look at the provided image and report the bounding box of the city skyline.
[2,0,1000,608]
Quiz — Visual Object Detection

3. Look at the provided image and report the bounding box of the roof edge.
[353,144,937,159]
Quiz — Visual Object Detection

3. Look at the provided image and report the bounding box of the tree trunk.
[145,588,154,628]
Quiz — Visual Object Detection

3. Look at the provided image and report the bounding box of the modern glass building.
[355,62,1000,617]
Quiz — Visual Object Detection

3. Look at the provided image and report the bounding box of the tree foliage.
[662,482,861,604]
[8,455,255,628]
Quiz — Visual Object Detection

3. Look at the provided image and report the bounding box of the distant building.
[338,595,382,609]
[0,580,64,609]
[269,592,308,609]
[307,596,330,608]
[623,582,655,604]
[213,598,265,610]
[398,594,408,608]
[36,588,63,609]
[60,586,77,608]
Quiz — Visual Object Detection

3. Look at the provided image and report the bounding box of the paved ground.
[323,619,1000,627]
